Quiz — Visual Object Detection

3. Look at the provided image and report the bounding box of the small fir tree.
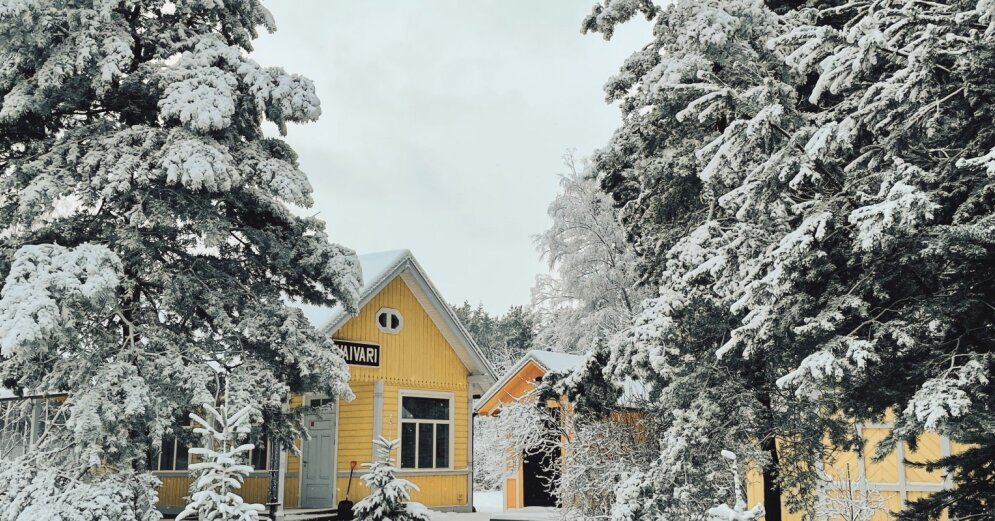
[353,437,429,521]
[177,384,264,521]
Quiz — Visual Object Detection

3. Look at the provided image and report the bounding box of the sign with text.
[334,340,381,367]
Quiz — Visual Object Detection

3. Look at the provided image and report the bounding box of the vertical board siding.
[335,277,470,388]
[310,276,472,509]
[157,276,476,512]
[156,474,272,509]
[335,474,468,507]
[745,424,957,520]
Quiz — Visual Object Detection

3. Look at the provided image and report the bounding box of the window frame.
[247,436,271,472]
[150,434,190,472]
[397,390,454,471]
[375,307,403,334]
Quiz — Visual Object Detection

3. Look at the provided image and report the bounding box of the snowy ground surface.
[428,490,560,521]
[427,490,501,520]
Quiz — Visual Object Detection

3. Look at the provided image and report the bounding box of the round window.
[376,308,403,334]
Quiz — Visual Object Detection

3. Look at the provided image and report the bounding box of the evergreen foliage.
[0,1,359,515]
[177,386,264,521]
[568,0,995,518]
[352,437,429,521]
[450,302,536,373]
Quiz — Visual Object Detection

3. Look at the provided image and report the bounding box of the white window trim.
[376,307,404,334]
[397,389,455,472]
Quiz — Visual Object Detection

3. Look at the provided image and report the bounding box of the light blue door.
[301,399,336,508]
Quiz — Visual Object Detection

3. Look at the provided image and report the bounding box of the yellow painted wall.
[157,474,273,509]
[156,275,476,512]
[745,425,954,521]
[301,276,473,509]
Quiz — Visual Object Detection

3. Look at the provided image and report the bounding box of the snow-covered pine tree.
[352,437,429,521]
[575,0,995,519]
[0,1,360,517]
[566,1,854,518]
[177,387,264,521]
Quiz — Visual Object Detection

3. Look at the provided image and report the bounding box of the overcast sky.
[252,2,650,314]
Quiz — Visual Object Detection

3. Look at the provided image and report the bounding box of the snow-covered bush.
[813,464,885,521]
[0,458,161,521]
[353,437,429,521]
[557,406,661,519]
[472,414,506,492]
[177,387,264,521]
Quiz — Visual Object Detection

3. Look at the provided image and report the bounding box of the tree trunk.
[761,435,783,521]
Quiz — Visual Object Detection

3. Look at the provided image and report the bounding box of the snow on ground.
[429,490,502,520]
[473,490,503,513]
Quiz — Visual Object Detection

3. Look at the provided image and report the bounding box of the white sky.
[252,1,650,313]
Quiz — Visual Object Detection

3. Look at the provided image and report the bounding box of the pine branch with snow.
[0,0,359,514]
[567,0,995,518]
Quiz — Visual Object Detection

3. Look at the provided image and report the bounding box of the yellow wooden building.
[475,350,646,511]
[151,249,497,516]
[744,414,963,521]
[477,351,959,520]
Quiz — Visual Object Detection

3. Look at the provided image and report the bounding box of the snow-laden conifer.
[353,437,429,521]
[177,387,264,521]
[0,1,359,516]
[570,0,995,518]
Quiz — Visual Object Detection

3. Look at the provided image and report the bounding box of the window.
[376,308,403,334]
[150,435,189,471]
[248,436,269,471]
[399,394,451,469]
[309,398,335,408]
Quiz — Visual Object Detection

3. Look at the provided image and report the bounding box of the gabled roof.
[475,349,648,413]
[297,250,497,385]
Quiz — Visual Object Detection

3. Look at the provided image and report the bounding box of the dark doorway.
[522,443,560,507]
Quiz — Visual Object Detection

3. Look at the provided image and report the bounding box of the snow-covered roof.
[295,249,497,387]
[476,349,648,412]
[296,249,409,332]
[0,386,14,399]
[529,350,586,373]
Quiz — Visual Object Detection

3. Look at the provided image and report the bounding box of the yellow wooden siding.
[335,473,469,507]
[336,381,376,473]
[904,433,944,484]
[306,276,472,509]
[156,474,272,509]
[745,425,956,520]
[157,476,190,508]
[334,277,470,389]
[156,276,475,511]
